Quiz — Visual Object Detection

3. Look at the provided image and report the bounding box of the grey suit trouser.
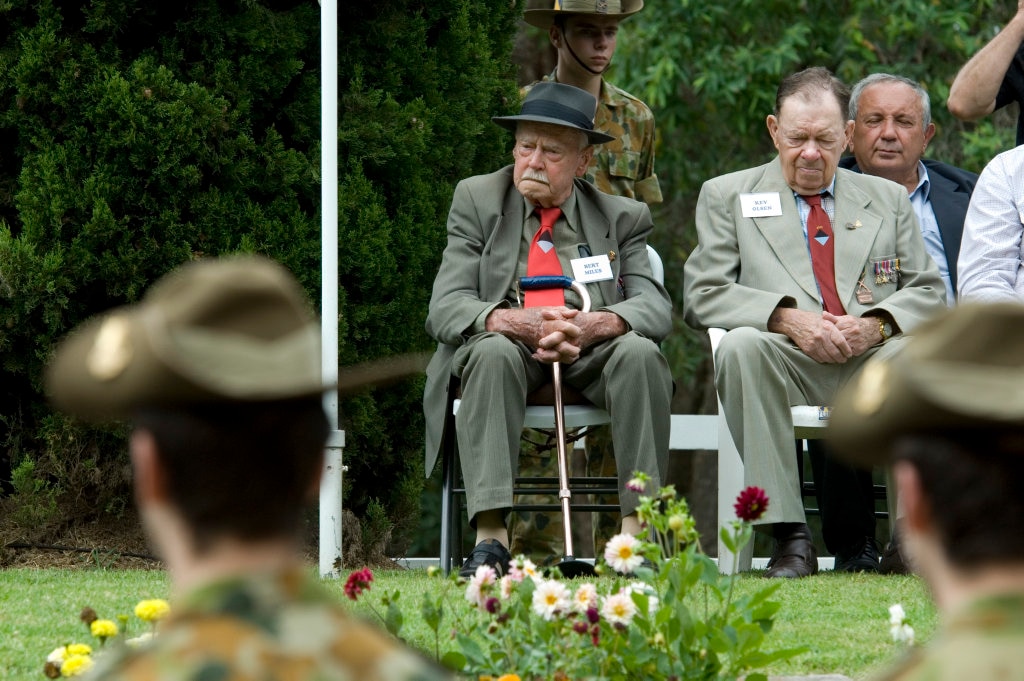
[715,327,906,525]
[451,331,671,522]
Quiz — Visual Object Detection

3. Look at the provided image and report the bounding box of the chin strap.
[557,28,610,77]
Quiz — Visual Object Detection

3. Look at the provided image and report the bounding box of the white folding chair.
[708,327,831,574]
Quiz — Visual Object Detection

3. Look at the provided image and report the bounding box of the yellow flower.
[497,675,521,681]
[65,644,92,657]
[60,654,94,677]
[90,618,119,640]
[134,598,170,623]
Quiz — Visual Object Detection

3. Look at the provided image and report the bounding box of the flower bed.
[348,476,807,680]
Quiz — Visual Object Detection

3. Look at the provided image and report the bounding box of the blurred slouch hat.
[830,302,1024,465]
[46,255,326,421]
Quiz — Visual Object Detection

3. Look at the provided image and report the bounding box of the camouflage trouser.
[508,425,620,564]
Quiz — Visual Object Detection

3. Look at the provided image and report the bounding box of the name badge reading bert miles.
[571,254,614,283]
[740,192,783,218]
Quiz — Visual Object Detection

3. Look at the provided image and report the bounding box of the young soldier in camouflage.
[45,256,448,681]
[511,0,662,564]
[527,0,660,203]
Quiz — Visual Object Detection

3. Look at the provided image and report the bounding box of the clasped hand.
[531,307,583,364]
[779,309,880,364]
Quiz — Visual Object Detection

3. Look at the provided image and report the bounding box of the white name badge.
[740,192,783,218]
[571,254,614,283]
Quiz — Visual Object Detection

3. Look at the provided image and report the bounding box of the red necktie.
[801,194,845,315]
[524,206,564,307]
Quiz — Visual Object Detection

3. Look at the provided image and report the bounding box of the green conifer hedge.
[0,0,520,561]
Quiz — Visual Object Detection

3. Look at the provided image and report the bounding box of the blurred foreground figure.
[46,255,449,680]
[830,302,1024,681]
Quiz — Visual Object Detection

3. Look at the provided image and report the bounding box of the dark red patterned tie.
[801,194,845,315]
[524,206,564,307]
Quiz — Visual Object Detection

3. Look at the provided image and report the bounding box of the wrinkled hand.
[822,312,881,357]
[533,308,582,364]
[485,306,626,365]
[770,308,852,364]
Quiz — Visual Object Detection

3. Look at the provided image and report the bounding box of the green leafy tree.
[610,0,1017,411]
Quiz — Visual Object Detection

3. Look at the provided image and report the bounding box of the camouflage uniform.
[509,71,661,564]
[88,568,451,681]
[872,594,1024,681]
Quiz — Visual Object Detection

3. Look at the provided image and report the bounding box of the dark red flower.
[733,486,769,522]
[343,567,374,600]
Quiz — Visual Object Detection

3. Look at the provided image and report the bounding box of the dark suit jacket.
[422,166,672,476]
[839,156,977,296]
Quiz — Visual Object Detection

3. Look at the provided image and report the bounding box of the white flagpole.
[318,0,345,579]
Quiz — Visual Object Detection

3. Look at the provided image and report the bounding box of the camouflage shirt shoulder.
[868,593,1024,681]
[533,72,661,203]
[88,569,452,681]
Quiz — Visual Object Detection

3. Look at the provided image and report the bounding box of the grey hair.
[849,73,931,128]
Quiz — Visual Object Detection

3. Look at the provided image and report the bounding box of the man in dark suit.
[843,73,977,305]
[683,67,946,579]
[423,81,673,578]
[815,73,978,575]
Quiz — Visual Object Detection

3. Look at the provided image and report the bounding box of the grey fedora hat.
[492,81,615,145]
[524,0,644,29]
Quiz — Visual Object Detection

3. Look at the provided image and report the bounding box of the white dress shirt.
[958,145,1024,302]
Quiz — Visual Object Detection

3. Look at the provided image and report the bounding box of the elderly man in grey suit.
[424,82,673,578]
[683,67,946,579]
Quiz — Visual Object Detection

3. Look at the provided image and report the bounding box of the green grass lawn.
[0,566,936,680]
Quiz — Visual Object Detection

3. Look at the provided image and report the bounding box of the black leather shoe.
[458,539,512,578]
[879,526,909,575]
[834,536,880,573]
[765,524,818,578]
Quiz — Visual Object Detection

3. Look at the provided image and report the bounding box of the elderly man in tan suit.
[423,82,672,578]
[683,67,945,578]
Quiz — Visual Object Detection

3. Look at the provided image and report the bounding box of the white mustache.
[521,170,549,185]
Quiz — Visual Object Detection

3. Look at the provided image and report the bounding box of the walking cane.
[519,275,598,578]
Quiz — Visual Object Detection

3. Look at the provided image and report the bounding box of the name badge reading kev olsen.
[571,254,614,283]
[740,192,783,218]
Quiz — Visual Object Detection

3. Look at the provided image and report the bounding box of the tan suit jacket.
[683,156,945,331]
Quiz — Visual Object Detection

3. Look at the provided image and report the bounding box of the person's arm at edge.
[948,4,1024,120]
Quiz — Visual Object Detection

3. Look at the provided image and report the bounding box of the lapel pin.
[845,219,862,230]
[608,250,616,262]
